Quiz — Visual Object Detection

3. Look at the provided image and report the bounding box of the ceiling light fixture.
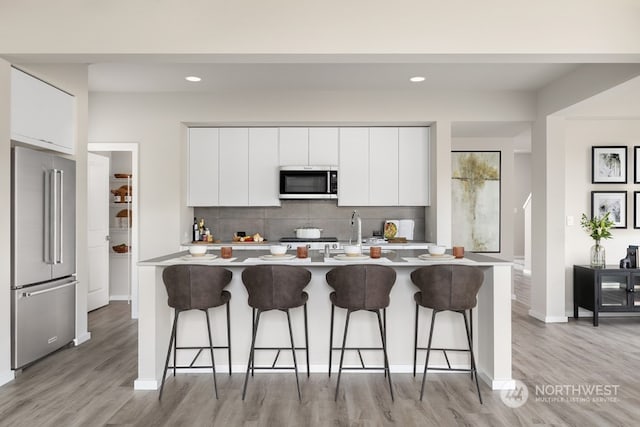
[185,76,202,82]
[410,76,425,83]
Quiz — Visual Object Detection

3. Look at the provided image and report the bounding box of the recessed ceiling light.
[185,76,202,82]
[410,76,425,83]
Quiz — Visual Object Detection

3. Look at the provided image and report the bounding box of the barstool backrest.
[326,264,396,310]
[162,265,232,310]
[241,265,311,310]
[410,265,483,311]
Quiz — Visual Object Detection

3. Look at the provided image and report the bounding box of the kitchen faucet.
[350,210,362,247]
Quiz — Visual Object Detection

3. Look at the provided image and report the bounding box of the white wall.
[451,137,516,261]
[564,118,640,313]
[1,1,639,55]
[89,89,535,260]
[514,153,532,257]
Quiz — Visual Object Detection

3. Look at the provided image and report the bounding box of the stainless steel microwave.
[279,166,338,199]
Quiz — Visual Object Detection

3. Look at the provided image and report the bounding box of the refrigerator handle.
[57,169,64,264]
[44,169,54,264]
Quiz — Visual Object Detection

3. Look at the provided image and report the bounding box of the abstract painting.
[452,151,501,252]
[592,146,627,183]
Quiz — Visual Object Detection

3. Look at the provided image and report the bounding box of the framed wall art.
[634,146,640,184]
[635,192,640,229]
[592,146,627,183]
[451,151,501,252]
[591,191,627,228]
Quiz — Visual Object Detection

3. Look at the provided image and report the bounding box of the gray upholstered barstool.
[326,264,396,401]
[410,264,483,403]
[159,264,232,400]
[241,265,312,401]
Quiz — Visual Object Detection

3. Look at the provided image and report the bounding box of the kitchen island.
[136,249,514,391]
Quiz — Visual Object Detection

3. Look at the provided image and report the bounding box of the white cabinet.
[369,127,399,205]
[249,128,280,206]
[399,127,430,205]
[219,128,249,206]
[339,126,430,206]
[187,128,219,206]
[11,67,74,154]
[187,127,280,207]
[279,127,339,166]
[309,127,339,165]
[279,128,308,166]
[338,128,369,206]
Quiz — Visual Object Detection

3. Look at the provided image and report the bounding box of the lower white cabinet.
[11,67,75,154]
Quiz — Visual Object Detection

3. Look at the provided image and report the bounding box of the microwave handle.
[326,171,331,194]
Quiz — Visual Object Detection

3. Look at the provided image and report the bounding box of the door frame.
[88,142,139,319]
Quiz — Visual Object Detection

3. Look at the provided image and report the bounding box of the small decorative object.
[580,212,614,268]
[591,191,627,228]
[592,146,627,183]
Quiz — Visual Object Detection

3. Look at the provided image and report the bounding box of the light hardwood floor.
[1,279,639,426]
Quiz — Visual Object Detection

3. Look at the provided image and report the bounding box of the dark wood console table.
[573,265,640,326]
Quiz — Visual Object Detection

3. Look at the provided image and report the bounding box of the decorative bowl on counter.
[428,245,447,256]
[188,246,208,257]
[269,245,288,256]
[343,245,362,257]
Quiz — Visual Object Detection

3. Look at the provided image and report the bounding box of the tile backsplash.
[195,200,425,242]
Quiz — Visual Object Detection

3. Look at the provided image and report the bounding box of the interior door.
[87,152,110,311]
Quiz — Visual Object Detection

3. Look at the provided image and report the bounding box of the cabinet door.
[399,127,430,206]
[249,128,280,206]
[309,127,339,165]
[187,128,219,206]
[11,68,74,154]
[279,127,309,165]
[338,128,369,206]
[369,127,399,206]
[219,128,249,206]
[597,272,630,309]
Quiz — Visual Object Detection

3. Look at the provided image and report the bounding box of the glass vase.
[590,241,606,268]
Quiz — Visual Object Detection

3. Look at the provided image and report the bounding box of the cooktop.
[279,237,338,242]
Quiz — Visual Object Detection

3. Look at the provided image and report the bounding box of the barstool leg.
[463,310,483,404]
[226,300,232,376]
[303,303,310,378]
[285,309,302,402]
[251,308,256,377]
[469,308,473,380]
[420,310,437,401]
[159,310,179,400]
[328,304,335,377]
[335,310,351,401]
[376,309,394,401]
[242,309,262,400]
[413,303,419,377]
[173,310,178,377]
[383,308,387,379]
[203,309,218,399]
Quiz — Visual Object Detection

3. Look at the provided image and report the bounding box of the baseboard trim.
[0,370,15,387]
[134,379,159,390]
[109,295,131,301]
[74,332,92,346]
[528,309,568,323]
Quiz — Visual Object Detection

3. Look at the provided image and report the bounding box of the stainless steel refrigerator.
[11,146,77,370]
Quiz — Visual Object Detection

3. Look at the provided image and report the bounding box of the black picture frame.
[634,146,640,184]
[592,146,627,183]
[591,191,627,228]
[635,192,640,229]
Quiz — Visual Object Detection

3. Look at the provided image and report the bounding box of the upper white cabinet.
[248,128,280,206]
[309,127,339,165]
[369,127,399,205]
[338,128,369,206]
[399,127,430,206]
[219,128,249,206]
[187,127,281,207]
[279,127,339,166]
[11,67,75,154]
[187,128,219,206]
[339,126,430,206]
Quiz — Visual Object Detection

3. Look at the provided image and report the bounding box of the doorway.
[87,142,139,318]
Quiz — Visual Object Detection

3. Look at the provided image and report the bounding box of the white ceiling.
[88,62,579,93]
